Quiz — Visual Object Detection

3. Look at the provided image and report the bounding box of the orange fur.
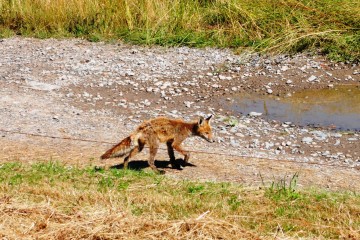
[101,115,214,173]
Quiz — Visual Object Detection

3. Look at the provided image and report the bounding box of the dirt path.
[1,37,359,191]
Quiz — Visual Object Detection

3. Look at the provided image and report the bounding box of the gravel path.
[1,37,359,190]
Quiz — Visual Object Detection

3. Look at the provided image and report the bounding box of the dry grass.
[0,161,359,239]
[1,203,257,239]
[0,0,359,61]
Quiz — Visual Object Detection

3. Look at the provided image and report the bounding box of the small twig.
[196,210,210,220]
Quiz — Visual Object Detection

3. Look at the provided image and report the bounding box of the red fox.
[101,115,214,174]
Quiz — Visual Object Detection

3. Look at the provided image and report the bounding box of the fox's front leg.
[167,140,182,169]
[172,142,190,164]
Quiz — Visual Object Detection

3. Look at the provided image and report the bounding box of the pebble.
[230,137,239,147]
[249,112,262,117]
[302,137,313,144]
[280,65,289,71]
[311,130,328,140]
[331,133,342,138]
[143,99,151,106]
[184,101,193,108]
[307,75,317,82]
[322,151,330,156]
[265,142,274,149]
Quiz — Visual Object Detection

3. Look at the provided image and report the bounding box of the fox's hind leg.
[148,139,164,174]
[123,140,145,169]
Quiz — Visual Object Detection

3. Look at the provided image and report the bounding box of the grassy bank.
[0,161,359,239]
[0,0,359,61]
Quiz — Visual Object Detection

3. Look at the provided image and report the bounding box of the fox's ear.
[206,115,213,122]
[198,116,205,126]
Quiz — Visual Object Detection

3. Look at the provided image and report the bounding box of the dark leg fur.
[167,140,181,169]
[123,141,145,169]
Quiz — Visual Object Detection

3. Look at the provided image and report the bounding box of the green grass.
[0,161,359,239]
[0,0,359,61]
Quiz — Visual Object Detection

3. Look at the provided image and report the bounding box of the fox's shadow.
[109,158,196,171]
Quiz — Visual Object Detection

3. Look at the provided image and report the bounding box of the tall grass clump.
[0,0,359,59]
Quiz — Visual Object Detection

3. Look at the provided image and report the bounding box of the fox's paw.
[171,163,183,170]
[184,153,190,163]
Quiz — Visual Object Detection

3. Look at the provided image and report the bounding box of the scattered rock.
[249,112,262,117]
[302,137,313,144]
[307,75,317,82]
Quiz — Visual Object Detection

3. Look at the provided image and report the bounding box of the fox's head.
[194,115,214,143]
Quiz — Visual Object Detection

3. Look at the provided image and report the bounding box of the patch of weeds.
[219,182,231,195]
[0,163,23,184]
[117,181,130,190]
[340,130,355,136]
[320,33,360,62]
[0,28,15,38]
[32,161,67,175]
[131,205,144,216]
[98,176,115,190]
[169,204,189,219]
[0,162,22,172]
[266,173,301,202]
[314,192,329,202]
[275,206,286,217]
[220,116,239,127]
[87,33,101,42]
[280,222,297,232]
[109,168,126,178]
[227,194,242,211]
[34,30,52,39]
[96,168,162,191]
[9,173,23,185]
[153,30,212,47]
[187,184,205,194]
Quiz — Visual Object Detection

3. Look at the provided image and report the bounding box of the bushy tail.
[101,136,134,159]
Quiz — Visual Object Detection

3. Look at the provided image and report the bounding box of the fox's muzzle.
[201,135,214,143]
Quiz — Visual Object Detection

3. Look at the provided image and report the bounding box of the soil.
[1,37,359,191]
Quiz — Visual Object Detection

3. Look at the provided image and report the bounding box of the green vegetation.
[0,0,359,61]
[0,161,359,239]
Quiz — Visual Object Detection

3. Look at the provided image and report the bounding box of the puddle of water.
[224,85,360,131]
